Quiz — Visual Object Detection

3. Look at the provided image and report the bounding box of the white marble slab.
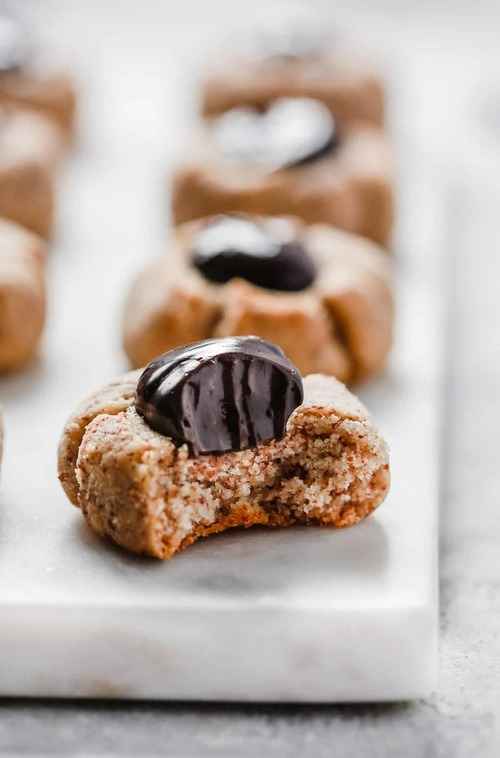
[0,3,444,701]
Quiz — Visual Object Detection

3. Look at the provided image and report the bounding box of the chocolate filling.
[135,336,303,455]
[191,215,316,292]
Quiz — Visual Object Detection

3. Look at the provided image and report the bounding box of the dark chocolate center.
[191,215,316,292]
[135,336,303,455]
[212,97,337,170]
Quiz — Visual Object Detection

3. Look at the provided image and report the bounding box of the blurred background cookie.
[172,97,393,245]
[58,342,390,559]
[0,10,76,139]
[0,217,46,372]
[0,105,60,238]
[201,5,385,129]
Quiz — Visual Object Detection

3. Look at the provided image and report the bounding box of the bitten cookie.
[123,214,393,383]
[172,97,393,245]
[0,106,59,238]
[58,338,390,560]
[0,217,46,371]
[0,13,76,137]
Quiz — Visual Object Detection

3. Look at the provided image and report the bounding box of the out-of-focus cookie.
[0,106,60,238]
[0,13,76,137]
[201,12,384,128]
[171,97,393,245]
[0,217,46,371]
[58,338,390,559]
[123,214,393,383]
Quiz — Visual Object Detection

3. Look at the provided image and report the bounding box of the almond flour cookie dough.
[123,214,393,384]
[58,337,390,560]
[0,13,76,137]
[0,106,59,238]
[0,217,46,371]
[172,97,393,246]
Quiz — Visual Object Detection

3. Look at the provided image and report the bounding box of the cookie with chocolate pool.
[123,214,394,384]
[172,97,393,246]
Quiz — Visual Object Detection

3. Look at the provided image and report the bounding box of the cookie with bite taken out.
[58,337,390,559]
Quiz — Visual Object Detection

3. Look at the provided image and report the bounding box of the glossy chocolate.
[135,337,303,455]
[213,97,337,170]
[191,215,316,291]
[0,15,29,74]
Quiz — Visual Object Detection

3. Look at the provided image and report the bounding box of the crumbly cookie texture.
[201,51,385,128]
[0,217,46,371]
[0,67,77,137]
[171,122,393,246]
[0,107,60,238]
[123,218,393,383]
[58,372,390,560]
